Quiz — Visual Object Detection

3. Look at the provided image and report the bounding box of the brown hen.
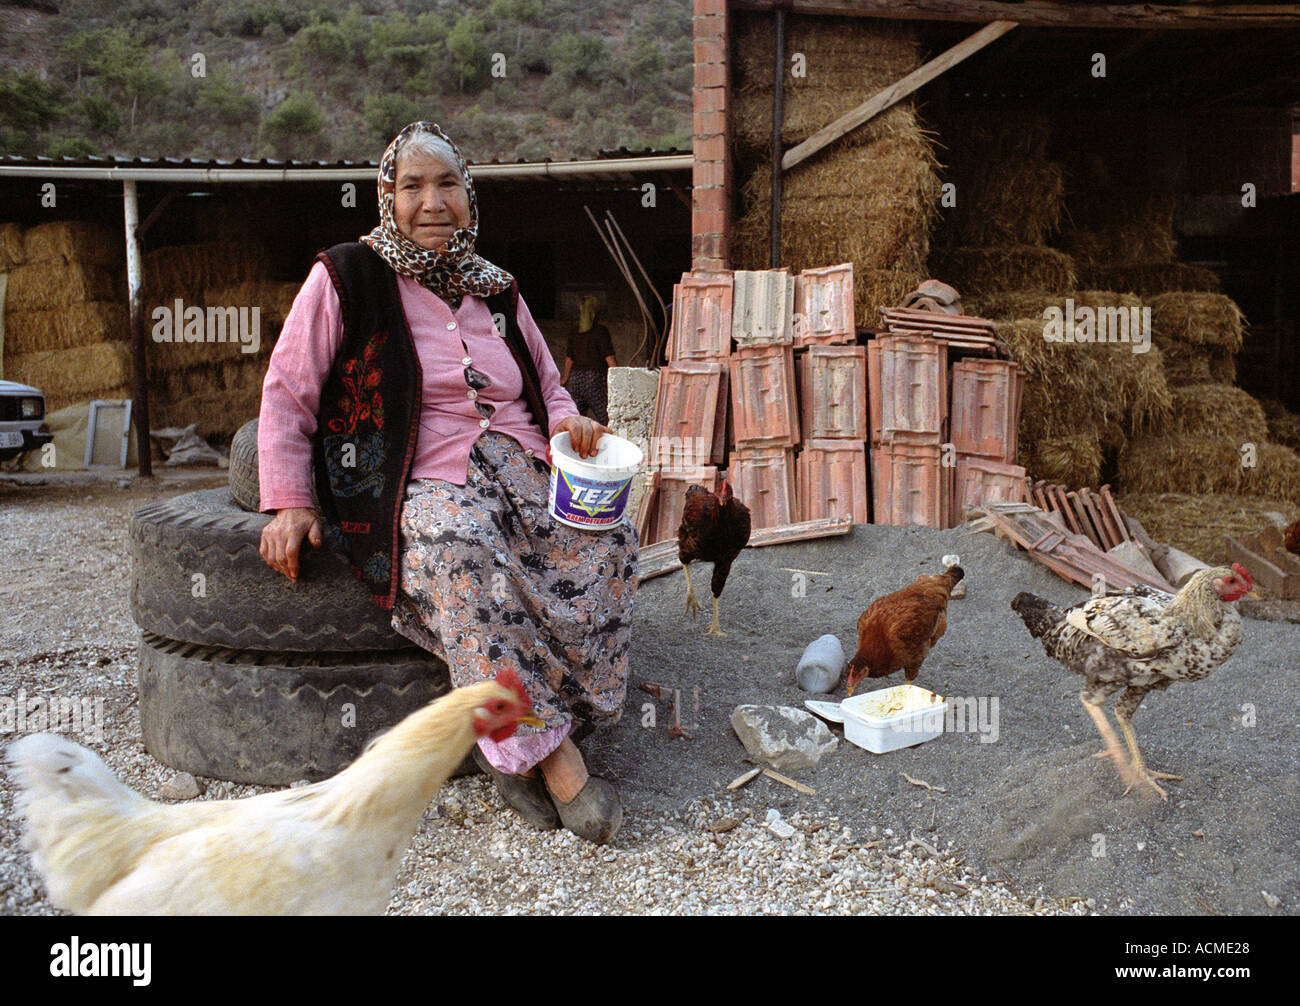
[846,564,964,694]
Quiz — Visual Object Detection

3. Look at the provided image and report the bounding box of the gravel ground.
[2,474,1294,916]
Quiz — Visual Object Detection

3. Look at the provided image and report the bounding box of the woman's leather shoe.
[472,747,559,830]
[546,776,623,845]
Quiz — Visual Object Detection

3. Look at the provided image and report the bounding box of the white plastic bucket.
[548,431,643,531]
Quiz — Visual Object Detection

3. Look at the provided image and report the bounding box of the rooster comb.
[493,667,531,706]
[1231,563,1253,588]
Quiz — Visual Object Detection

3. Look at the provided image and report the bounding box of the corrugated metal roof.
[0,148,693,183]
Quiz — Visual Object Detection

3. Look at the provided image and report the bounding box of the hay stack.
[3,302,130,355]
[143,243,271,297]
[1075,262,1220,298]
[1119,437,1300,500]
[732,131,940,323]
[1060,191,1178,268]
[0,222,24,269]
[1167,384,1268,445]
[1259,399,1300,453]
[1159,338,1235,387]
[4,343,134,412]
[1118,492,1298,567]
[730,15,922,154]
[1149,293,1244,351]
[1023,435,1104,488]
[932,112,1065,248]
[729,14,939,324]
[4,262,123,311]
[23,221,122,267]
[929,246,1076,297]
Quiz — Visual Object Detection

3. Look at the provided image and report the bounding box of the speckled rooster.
[1011,565,1253,800]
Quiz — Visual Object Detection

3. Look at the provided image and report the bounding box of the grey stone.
[159,771,201,800]
[730,705,838,771]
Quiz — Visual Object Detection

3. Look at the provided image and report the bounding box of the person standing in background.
[561,294,616,426]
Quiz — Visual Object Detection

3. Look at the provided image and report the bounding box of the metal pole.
[123,180,152,477]
[770,6,787,268]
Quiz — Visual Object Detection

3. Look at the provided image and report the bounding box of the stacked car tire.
[130,419,451,785]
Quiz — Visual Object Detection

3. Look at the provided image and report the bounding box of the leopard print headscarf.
[360,121,514,301]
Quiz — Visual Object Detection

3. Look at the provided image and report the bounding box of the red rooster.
[677,481,751,636]
[1284,518,1299,556]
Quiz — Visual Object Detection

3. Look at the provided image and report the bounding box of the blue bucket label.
[551,467,632,526]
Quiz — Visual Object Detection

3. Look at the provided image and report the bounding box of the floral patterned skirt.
[391,431,638,773]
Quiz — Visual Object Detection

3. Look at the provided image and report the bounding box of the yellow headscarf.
[578,295,600,334]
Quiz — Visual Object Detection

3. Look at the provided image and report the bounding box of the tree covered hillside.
[0,0,693,162]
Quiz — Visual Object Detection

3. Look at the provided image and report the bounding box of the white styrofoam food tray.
[840,684,948,754]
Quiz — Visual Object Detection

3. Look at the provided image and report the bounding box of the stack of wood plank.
[1025,479,1132,552]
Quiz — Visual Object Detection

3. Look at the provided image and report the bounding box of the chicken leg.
[683,563,701,619]
[1080,693,1137,787]
[705,595,725,637]
[1115,711,1182,801]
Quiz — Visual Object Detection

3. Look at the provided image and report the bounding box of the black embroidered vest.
[313,242,549,608]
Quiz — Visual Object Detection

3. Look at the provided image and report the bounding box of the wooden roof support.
[782,19,1017,171]
[730,1,1300,31]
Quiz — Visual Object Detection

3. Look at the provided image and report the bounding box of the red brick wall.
[692,0,730,272]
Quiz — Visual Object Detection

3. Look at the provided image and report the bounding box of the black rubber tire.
[137,632,455,784]
[130,487,410,652]
[228,418,261,513]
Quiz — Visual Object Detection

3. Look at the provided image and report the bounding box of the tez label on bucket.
[551,468,632,526]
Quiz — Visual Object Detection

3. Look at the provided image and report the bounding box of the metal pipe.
[770,6,787,268]
[0,155,694,184]
[122,180,151,477]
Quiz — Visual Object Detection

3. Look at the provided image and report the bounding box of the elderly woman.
[256,122,637,844]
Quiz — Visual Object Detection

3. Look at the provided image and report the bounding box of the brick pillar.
[692,0,730,273]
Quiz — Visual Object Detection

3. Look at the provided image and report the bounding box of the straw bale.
[858,267,925,325]
[1059,191,1177,267]
[143,243,273,298]
[4,342,133,404]
[732,128,940,280]
[730,14,923,152]
[968,288,1141,322]
[930,245,1076,297]
[1149,292,1244,351]
[4,261,123,311]
[23,221,122,266]
[204,281,301,328]
[1117,492,1298,568]
[1259,400,1300,454]
[1119,437,1300,500]
[1024,435,1103,488]
[1167,384,1268,445]
[3,302,129,354]
[0,223,24,269]
[1076,262,1220,297]
[931,112,1064,247]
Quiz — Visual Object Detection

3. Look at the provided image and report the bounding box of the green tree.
[489,0,541,59]
[548,32,611,84]
[625,38,664,102]
[363,93,422,143]
[262,92,327,157]
[62,29,171,131]
[447,15,489,92]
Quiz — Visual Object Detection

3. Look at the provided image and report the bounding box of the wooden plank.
[1078,488,1115,549]
[1050,485,1083,536]
[782,20,1018,171]
[749,515,853,547]
[636,538,680,581]
[1099,485,1132,544]
[731,1,1300,30]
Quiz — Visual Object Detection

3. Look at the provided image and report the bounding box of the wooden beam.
[730,1,1300,30]
[782,20,1018,171]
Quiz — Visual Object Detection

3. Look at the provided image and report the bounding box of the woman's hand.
[259,506,323,581]
[552,415,609,460]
